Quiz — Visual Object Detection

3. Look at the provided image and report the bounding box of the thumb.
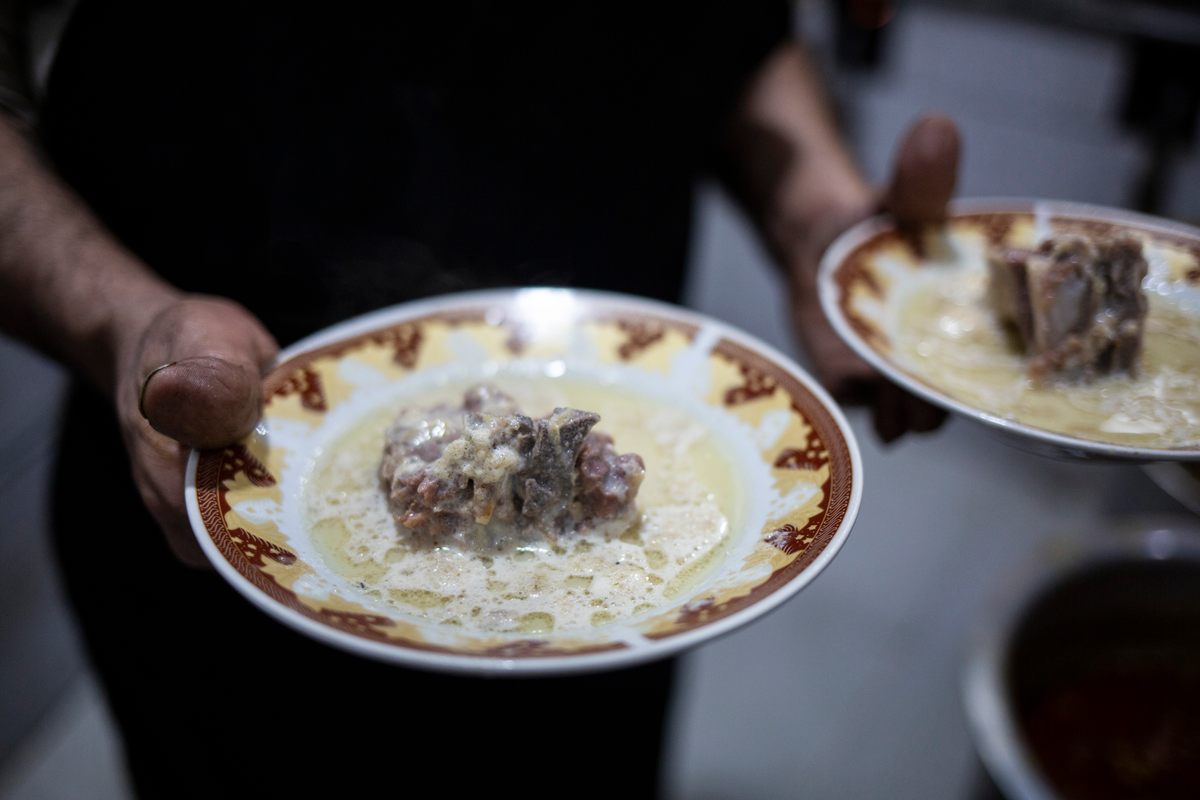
[137,297,278,449]
[882,115,961,225]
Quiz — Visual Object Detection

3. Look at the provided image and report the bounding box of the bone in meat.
[987,232,1148,382]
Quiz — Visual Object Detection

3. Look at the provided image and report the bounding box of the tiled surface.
[1,4,1197,799]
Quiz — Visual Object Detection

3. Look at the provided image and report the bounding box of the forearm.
[0,115,180,392]
[720,41,873,263]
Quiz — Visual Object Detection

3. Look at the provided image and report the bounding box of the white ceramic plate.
[185,288,862,675]
[819,198,1200,462]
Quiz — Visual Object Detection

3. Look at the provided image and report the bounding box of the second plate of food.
[819,198,1200,461]
[186,288,862,674]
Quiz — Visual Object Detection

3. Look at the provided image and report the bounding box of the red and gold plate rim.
[187,288,863,672]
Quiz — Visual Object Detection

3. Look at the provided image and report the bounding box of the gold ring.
[138,361,178,419]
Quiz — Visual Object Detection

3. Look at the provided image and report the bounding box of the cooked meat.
[379,385,644,547]
[987,232,1149,382]
[576,432,646,521]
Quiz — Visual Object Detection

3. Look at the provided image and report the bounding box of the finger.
[883,115,961,226]
[846,0,894,29]
[906,394,948,433]
[142,355,265,448]
[138,298,278,449]
[796,312,877,404]
[828,373,878,408]
[129,423,209,568]
[872,381,908,443]
[149,476,209,569]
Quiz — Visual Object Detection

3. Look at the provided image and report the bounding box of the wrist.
[767,162,874,263]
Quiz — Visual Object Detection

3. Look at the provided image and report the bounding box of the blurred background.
[1,1,1198,797]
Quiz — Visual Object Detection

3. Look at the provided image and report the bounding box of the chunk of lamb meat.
[379,385,645,547]
[576,432,645,521]
[987,232,1148,382]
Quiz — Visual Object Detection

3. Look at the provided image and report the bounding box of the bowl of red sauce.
[964,517,1200,799]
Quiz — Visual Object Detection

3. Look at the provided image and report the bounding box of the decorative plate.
[819,199,1200,461]
[185,289,862,674]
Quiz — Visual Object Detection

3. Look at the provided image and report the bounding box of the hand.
[789,115,960,442]
[113,296,278,566]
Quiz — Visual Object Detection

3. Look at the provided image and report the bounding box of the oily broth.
[303,376,741,633]
[896,270,1200,447]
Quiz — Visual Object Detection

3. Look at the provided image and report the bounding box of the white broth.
[302,376,742,633]
[896,270,1200,448]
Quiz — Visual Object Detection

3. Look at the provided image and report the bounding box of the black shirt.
[42,1,787,344]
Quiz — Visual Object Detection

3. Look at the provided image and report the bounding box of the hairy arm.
[0,116,182,389]
[0,8,276,563]
[719,43,873,260]
[719,41,958,440]
[0,1,186,391]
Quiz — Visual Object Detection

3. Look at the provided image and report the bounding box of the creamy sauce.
[302,377,740,633]
[897,270,1200,447]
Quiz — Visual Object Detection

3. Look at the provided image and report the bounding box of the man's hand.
[721,42,961,443]
[0,112,278,566]
[788,115,960,442]
[113,297,278,566]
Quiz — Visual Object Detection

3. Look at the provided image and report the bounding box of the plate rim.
[818,197,1200,463]
[185,287,864,675]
